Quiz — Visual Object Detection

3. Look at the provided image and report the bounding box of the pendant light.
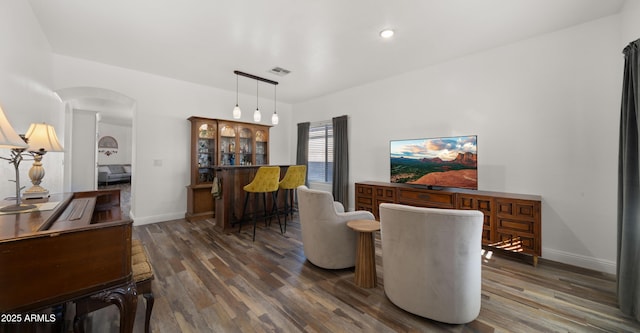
[232,73,242,119]
[271,84,279,125]
[253,80,261,122]
[233,70,279,123]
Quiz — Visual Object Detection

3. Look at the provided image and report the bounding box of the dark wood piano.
[0,189,136,333]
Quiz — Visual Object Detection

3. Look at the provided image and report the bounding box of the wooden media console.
[355,181,542,265]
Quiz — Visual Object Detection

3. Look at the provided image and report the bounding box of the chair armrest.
[337,210,375,221]
[333,201,345,213]
[98,172,109,182]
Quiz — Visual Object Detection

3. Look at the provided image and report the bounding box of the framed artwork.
[98,136,118,149]
[98,136,118,156]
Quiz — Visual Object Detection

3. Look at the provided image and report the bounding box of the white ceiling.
[28,0,625,104]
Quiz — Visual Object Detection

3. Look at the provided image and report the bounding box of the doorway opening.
[57,87,135,218]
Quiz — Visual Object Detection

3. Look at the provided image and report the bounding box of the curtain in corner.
[332,115,349,208]
[296,122,310,186]
[618,38,640,322]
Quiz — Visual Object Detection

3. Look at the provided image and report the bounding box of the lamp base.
[23,185,49,200]
[0,203,37,213]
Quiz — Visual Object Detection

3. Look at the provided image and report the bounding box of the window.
[308,121,333,183]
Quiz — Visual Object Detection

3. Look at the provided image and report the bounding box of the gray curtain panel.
[297,122,310,186]
[332,115,349,208]
[618,38,640,322]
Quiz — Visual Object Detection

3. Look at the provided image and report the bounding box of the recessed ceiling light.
[380,29,394,39]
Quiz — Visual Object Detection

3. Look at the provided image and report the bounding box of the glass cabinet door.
[196,122,216,184]
[255,129,268,165]
[219,124,237,165]
[238,127,253,165]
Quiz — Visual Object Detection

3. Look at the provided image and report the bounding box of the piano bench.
[73,239,155,333]
[131,239,155,333]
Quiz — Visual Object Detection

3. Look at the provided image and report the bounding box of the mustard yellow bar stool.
[278,165,307,232]
[240,166,282,241]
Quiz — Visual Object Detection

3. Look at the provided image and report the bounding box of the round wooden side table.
[347,219,381,288]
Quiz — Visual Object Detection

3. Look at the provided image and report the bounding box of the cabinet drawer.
[375,187,396,200]
[497,218,534,235]
[356,184,373,197]
[496,199,538,221]
[494,231,536,255]
[357,196,373,206]
[458,195,493,229]
[356,204,374,215]
[397,189,455,208]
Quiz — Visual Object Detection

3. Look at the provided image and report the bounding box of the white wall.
[98,122,132,165]
[52,55,293,225]
[293,14,625,273]
[621,0,640,46]
[71,109,97,191]
[0,0,63,200]
[5,0,640,273]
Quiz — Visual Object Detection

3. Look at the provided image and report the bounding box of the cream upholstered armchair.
[379,203,484,324]
[297,185,375,269]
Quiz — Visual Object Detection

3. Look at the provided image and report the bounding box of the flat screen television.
[390,135,478,190]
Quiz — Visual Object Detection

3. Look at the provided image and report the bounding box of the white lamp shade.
[0,105,28,149]
[271,112,279,125]
[232,105,242,119]
[253,109,261,122]
[25,123,64,153]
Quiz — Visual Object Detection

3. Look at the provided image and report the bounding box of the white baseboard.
[542,247,616,275]
[131,211,186,226]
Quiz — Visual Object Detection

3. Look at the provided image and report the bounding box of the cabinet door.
[457,194,494,244]
[255,129,268,165]
[192,119,216,184]
[494,199,540,256]
[355,184,374,215]
[373,186,396,219]
[219,123,237,166]
[237,126,254,165]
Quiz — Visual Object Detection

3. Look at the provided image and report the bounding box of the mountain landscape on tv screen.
[390,136,477,189]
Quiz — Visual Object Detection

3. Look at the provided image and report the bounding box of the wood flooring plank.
[84,216,640,332]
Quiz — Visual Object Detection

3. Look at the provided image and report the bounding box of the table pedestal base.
[354,231,377,288]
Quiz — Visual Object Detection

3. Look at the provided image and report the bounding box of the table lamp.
[22,122,64,199]
[0,105,35,212]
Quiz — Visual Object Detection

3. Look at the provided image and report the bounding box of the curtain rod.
[234,70,279,85]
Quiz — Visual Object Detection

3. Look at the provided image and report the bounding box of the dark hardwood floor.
[88,216,640,332]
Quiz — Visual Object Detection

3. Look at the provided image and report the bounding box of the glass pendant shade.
[253,80,261,122]
[232,73,241,119]
[232,70,281,124]
[271,85,278,125]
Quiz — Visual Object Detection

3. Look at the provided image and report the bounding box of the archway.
[56,87,136,217]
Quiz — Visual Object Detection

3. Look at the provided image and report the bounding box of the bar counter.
[214,165,292,231]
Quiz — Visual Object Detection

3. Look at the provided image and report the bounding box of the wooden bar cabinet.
[186,117,271,222]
